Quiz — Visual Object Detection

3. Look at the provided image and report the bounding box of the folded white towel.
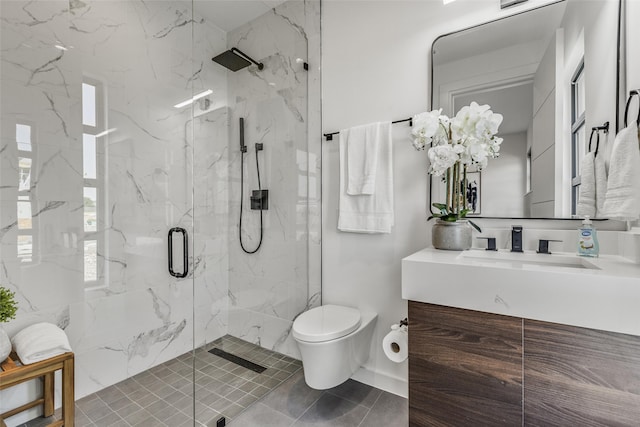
[11,322,72,365]
[338,122,394,233]
[601,122,640,220]
[343,123,385,195]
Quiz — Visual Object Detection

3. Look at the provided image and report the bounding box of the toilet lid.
[293,305,362,343]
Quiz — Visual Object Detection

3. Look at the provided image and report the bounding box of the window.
[16,123,36,263]
[82,80,104,287]
[570,61,585,216]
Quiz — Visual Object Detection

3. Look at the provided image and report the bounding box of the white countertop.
[402,247,640,336]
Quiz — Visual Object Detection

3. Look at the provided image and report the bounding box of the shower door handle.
[168,227,188,278]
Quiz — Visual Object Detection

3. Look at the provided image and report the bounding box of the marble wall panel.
[0,1,228,415]
[226,0,320,359]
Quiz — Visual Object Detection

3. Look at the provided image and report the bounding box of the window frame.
[570,60,586,216]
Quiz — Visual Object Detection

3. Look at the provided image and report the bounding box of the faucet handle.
[537,239,562,254]
[477,237,497,251]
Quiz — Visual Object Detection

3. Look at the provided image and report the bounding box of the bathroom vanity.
[402,247,640,426]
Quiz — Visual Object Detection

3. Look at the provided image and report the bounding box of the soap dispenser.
[577,216,599,257]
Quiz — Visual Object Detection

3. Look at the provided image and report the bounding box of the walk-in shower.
[0,0,320,425]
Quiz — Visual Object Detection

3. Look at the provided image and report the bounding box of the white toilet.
[292,304,377,390]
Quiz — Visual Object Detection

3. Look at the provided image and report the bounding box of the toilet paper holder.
[390,318,408,332]
[383,318,409,363]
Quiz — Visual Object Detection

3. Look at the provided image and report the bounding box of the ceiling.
[433,1,566,66]
[195,0,288,32]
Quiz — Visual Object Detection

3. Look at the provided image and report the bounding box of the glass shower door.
[0,0,199,424]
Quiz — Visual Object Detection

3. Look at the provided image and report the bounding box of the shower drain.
[208,348,267,373]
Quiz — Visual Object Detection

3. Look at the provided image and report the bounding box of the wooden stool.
[0,351,74,427]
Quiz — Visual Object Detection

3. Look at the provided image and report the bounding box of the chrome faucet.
[511,226,523,252]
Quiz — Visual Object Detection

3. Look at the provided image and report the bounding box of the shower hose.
[239,143,264,254]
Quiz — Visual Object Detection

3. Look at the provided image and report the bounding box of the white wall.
[483,132,528,217]
[530,31,559,217]
[321,0,562,398]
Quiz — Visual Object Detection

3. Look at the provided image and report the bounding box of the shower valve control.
[251,189,269,210]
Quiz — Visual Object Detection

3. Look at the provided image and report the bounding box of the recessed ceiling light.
[443,0,457,4]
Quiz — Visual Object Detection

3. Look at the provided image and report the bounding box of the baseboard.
[351,366,408,398]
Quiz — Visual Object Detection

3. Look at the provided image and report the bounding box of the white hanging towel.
[344,123,381,195]
[338,122,394,233]
[601,122,640,220]
[576,153,607,218]
[594,154,607,215]
[576,152,597,218]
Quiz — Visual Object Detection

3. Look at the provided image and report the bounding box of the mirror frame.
[428,0,625,220]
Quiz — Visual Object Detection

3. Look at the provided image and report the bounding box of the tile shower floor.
[19,335,302,427]
[19,335,408,427]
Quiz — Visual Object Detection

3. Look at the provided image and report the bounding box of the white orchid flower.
[428,145,458,176]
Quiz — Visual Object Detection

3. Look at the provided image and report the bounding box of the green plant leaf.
[0,286,18,323]
[468,220,482,233]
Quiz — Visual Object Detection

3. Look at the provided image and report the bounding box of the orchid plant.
[411,102,503,229]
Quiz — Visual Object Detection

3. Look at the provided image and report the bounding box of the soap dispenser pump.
[577,216,599,257]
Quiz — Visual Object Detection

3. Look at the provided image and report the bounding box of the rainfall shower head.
[212,48,264,72]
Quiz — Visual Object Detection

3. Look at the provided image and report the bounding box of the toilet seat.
[293,305,362,343]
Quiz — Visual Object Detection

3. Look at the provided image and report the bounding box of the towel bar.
[323,117,413,141]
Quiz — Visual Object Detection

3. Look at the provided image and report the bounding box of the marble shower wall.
[0,0,229,410]
[0,1,320,420]
[226,0,321,360]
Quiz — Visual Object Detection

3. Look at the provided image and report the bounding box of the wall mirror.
[430,0,623,219]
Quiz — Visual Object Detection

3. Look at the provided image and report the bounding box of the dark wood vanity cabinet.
[408,301,640,427]
[408,302,523,426]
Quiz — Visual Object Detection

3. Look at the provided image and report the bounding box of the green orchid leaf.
[468,220,482,233]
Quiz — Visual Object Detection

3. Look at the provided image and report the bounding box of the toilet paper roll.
[382,327,408,363]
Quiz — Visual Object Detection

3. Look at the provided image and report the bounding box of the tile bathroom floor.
[18,335,408,427]
[228,371,408,427]
[17,335,302,427]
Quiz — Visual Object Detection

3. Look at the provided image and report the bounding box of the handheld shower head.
[239,118,247,153]
[212,48,264,72]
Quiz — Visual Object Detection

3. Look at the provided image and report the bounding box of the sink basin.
[459,249,600,270]
[401,247,640,337]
